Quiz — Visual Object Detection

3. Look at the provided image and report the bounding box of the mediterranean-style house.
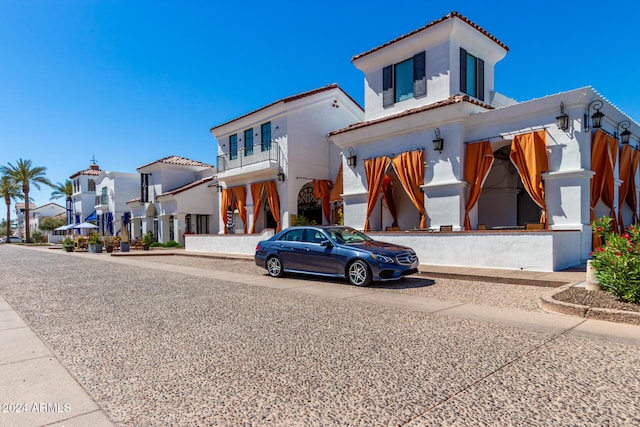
[189,11,639,272]
[187,84,363,254]
[14,202,36,238]
[70,162,105,226]
[127,156,217,246]
[31,202,65,241]
[95,171,139,238]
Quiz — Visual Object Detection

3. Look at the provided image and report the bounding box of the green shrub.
[150,242,163,248]
[591,217,640,303]
[163,240,181,248]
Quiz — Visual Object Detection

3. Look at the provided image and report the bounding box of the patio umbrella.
[73,222,99,229]
[54,224,75,231]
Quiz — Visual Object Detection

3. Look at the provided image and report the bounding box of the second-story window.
[244,129,253,156]
[88,179,96,192]
[101,187,108,205]
[261,122,271,151]
[230,134,238,160]
[141,173,150,203]
[460,48,484,101]
[382,51,426,107]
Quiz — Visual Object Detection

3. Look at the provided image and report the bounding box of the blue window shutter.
[382,65,394,107]
[477,58,485,101]
[460,48,467,94]
[413,51,426,97]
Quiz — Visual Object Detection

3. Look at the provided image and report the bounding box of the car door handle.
[305,247,310,252]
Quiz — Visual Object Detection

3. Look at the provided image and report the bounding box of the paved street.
[1,245,639,426]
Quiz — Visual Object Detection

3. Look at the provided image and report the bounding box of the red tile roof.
[70,164,103,178]
[137,156,213,171]
[157,177,215,198]
[352,11,508,62]
[328,95,491,137]
[210,84,363,132]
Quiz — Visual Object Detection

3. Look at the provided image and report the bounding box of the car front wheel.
[347,260,371,286]
[266,256,284,278]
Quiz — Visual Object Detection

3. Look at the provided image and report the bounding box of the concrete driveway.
[1,245,639,426]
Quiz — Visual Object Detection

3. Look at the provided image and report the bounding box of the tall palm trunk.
[5,196,10,240]
[23,184,30,242]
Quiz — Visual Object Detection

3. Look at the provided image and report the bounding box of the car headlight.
[371,253,394,264]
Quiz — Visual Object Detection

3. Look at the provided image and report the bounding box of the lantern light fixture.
[556,101,569,131]
[615,120,631,145]
[584,99,604,131]
[347,147,357,167]
[432,128,444,152]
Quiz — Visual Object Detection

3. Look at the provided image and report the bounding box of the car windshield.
[325,227,372,244]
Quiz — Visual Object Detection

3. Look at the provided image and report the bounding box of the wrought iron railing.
[217,142,279,173]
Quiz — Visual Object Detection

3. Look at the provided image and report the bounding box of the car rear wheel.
[347,260,371,286]
[266,256,284,278]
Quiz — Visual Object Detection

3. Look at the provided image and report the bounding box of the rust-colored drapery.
[232,186,248,234]
[249,183,265,234]
[509,130,548,227]
[618,144,633,232]
[220,188,234,234]
[329,164,343,203]
[598,131,619,233]
[590,130,618,247]
[264,180,281,232]
[313,179,332,224]
[627,149,640,225]
[381,175,397,226]
[463,141,494,230]
[391,150,426,229]
[364,156,391,231]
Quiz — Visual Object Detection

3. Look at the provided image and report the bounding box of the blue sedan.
[255,226,419,286]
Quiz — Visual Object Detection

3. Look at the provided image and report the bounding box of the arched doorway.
[477,145,542,228]
[297,183,322,224]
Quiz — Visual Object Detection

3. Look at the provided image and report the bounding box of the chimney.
[90,164,100,171]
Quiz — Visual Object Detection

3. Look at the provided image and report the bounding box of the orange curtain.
[220,188,234,234]
[364,156,391,231]
[618,144,633,232]
[313,179,332,224]
[233,186,248,234]
[329,164,343,203]
[249,183,265,234]
[265,180,281,232]
[509,130,548,227]
[463,141,494,230]
[627,150,640,225]
[599,132,619,233]
[391,150,427,229]
[590,130,609,247]
[381,175,397,226]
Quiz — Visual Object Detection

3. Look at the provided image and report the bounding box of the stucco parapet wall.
[541,283,640,326]
[421,181,467,192]
[185,230,275,255]
[541,169,595,181]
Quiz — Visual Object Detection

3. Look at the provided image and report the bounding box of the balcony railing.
[217,142,280,173]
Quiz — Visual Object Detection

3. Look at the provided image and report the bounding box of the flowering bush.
[590,217,640,303]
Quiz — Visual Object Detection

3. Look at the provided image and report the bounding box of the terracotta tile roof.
[157,177,215,198]
[69,164,103,178]
[137,156,213,171]
[352,11,508,62]
[328,95,491,137]
[126,196,141,204]
[15,203,36,209]
[210,84,363,132]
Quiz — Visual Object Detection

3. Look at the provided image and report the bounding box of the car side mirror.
[320,239,333,248]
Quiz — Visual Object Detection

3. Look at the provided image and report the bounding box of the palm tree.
[0,175,21,241]
[1,159,53,242]
[50,179,74,225]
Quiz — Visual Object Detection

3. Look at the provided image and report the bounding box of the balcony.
[217,142,280,182]
[94,195,109,209]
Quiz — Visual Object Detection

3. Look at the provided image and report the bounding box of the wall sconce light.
[615,120,631,144]
[556,102,569,131]
[277,171,285,182]
[584,99,604,131]
[432,128,444,152]
[347,147,357,167]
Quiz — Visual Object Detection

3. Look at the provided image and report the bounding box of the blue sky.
[1,0,639,214]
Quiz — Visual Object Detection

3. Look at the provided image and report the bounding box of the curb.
[541,283,640,326]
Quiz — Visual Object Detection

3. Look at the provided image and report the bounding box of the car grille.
[396,252,417,265]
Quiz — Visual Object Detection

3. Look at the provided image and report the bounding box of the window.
[244,129,253,156]
[459,48,484,101]
[196,214,209,234]
[101,187,108,205]
[230,134,238,160]
[141,173,150,203]
[88,179,96,192]
[261,122,271,151]
[383,51,426,107]
[279,228,304,242]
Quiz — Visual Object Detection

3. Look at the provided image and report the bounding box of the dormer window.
[460,48,484,101]
[88,179,96,192]
[382,52,426,107]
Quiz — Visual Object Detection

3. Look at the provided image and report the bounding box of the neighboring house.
[31,203,65,241]
[211,84,364,236]
[14,202,36,237]
[70,162,105,225]
[326,11,639,270]
[127,156,217,245]
[95,171,139,238]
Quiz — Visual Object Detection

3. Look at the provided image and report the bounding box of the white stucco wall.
[186,229,274,255]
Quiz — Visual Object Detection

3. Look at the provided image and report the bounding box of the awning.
[329,164,343,203]
[73,222,99,229]
[54,224,75,231]
[85,211,97,221]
